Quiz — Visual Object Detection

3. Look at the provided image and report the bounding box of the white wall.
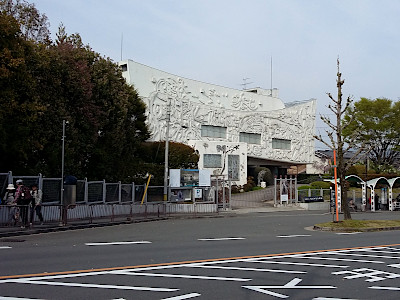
[119,60,317,185]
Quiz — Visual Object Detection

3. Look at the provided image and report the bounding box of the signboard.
[194,188,202,199]
[169,169,211,187]
[170,169,181,188]
[199,170,211,187]
[304,196,324,203]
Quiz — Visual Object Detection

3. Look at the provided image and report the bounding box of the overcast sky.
[34,0,400,149]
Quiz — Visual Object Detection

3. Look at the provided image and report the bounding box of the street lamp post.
[61,119,67,205]
[60,120,68,225]
[163,98,171,201]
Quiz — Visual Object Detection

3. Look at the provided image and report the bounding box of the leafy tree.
[343,98,400,173]
[138,142,199,185]
[0,0,50,43]
[0,7,45,174]
[1,2,151,181]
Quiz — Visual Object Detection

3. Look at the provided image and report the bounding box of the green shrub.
[310,181,331,189]
[298,185,311,190]
[252,186,263,191]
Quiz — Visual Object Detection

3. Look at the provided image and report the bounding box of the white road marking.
[361,248,400,254]
[332,268,400,282]
[115,271,251,281]
[243,278,336,298]
[296,256,384,264]
[0,246,12,249]
[190,265,306,274]
[370,286,400,291]
[324,251,400,260]
[161,293,201,299]
[335,232,361,235]
[85,241,151,246]
[198,237,245,241]
[8,279,178,292]
[0,297,45,300]
[312,297,357,300]
[254,260,349,268]
[276,234,311,238]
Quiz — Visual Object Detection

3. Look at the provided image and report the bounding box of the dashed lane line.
[85,241,151,246]
[197,237,245,241]
[276,234,311,238]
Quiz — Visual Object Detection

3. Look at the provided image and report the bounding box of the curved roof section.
[387,177,400,188]
[366,177,390,188]
[120,60,286,112]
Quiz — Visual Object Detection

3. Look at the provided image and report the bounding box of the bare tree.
[315,58,369,220]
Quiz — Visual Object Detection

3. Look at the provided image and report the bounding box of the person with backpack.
[15,179,32,228]
[3,183,18,226]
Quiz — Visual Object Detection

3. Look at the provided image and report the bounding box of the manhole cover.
[1,238,25,243]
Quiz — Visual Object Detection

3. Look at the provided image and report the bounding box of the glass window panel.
[272,138,291,150]
[204,154,222,168]
[239,132,261,144]
[228,155,240,180]
[201,125,227,138]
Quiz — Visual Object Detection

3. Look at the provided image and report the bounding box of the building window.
[272,138,291,150]
[228,155,240,180]
[239,132,261,144]
[203,154,222,168]
[120,64,127,72]
[201,125,227,138]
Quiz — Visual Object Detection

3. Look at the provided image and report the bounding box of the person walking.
[3,184,18,226]
[15,179,32,228]
[29,183,44,226]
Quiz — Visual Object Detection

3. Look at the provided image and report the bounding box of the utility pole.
[163,98,171,201]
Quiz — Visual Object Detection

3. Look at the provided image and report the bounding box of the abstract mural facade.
[120,60,316,185]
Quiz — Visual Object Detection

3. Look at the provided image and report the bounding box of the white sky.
[34,0,400,150]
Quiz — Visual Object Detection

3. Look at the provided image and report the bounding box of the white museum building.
[119,60,317,186]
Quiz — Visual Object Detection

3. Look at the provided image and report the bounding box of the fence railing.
[0,203,167,227]
[1,172,231,207]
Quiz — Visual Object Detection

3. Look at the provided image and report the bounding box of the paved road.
[1,210,400,299]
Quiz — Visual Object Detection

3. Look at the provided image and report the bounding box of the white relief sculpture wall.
[120,60,316,185]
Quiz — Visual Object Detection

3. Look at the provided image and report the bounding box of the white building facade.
[120,60,316,186]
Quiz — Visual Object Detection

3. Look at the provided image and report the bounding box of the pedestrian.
[3,183,18,226]
[15,179,32,228]
[29,183,44,226]
[375,194,380,210]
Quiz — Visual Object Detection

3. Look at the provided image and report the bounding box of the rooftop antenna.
[270,56,273,95]
[120,33,123,61]
[241,78,253,90]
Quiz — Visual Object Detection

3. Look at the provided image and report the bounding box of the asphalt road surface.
[1,210,400,299]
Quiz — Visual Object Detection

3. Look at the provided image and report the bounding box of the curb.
[313,225,400,232]
[0,217,168,238]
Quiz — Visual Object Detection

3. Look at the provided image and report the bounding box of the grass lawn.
[315,219,400,231]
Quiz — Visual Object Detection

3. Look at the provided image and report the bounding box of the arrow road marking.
[243,278,336,299]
